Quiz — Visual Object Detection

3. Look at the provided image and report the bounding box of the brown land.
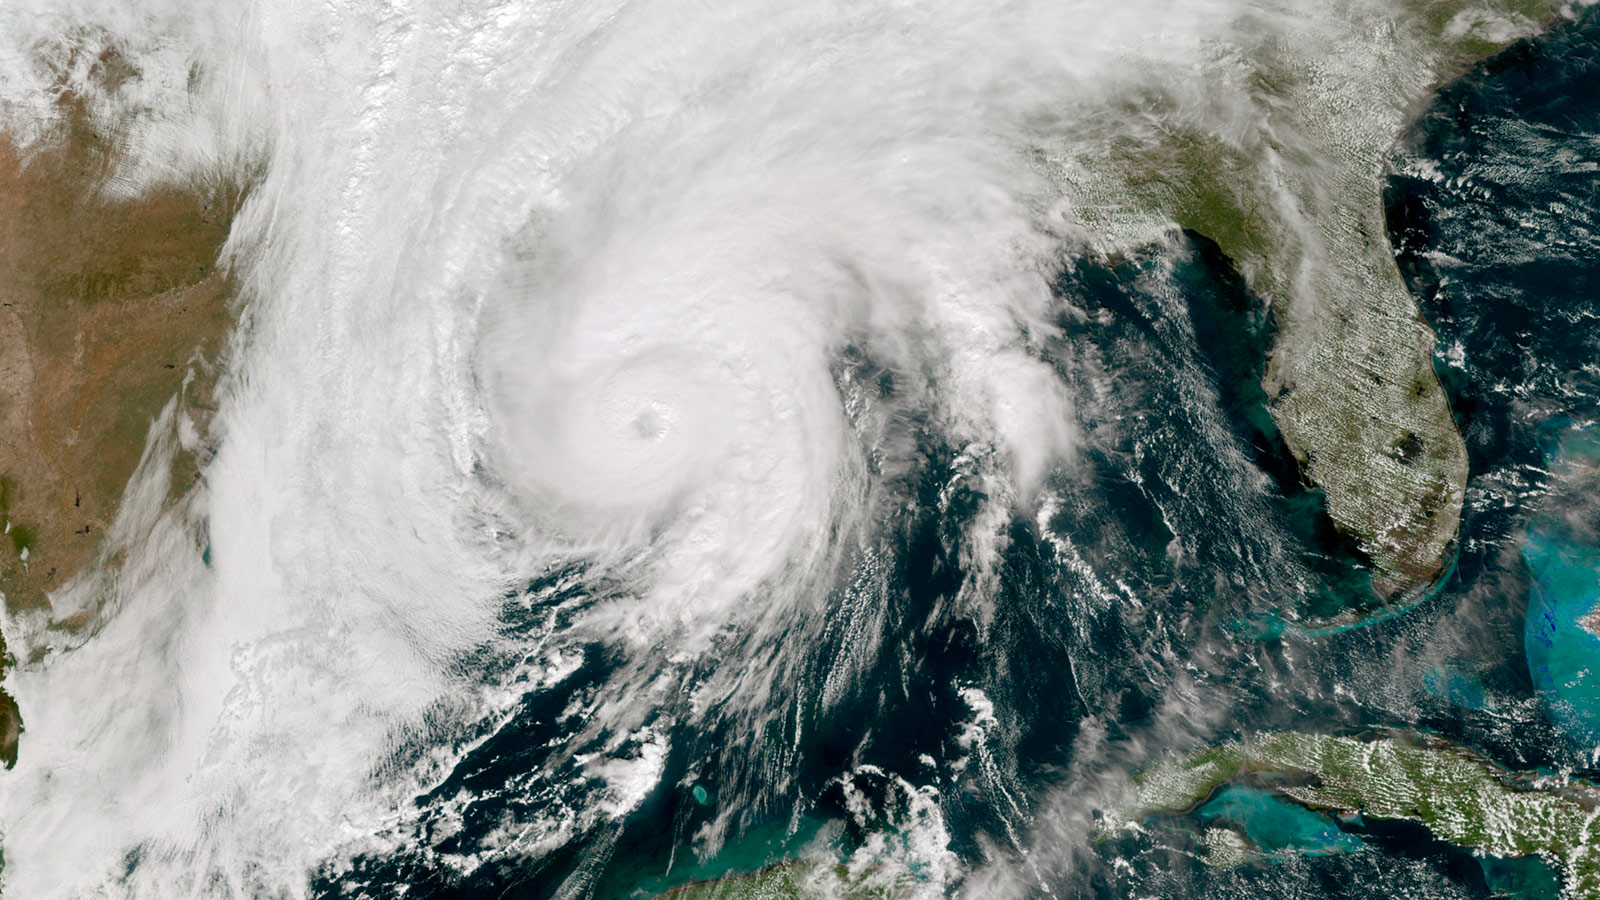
[0,46,244,767]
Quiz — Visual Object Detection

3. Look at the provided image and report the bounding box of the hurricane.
[2,0,1598,897]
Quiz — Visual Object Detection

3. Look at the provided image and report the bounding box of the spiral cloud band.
[0,0,1403,895]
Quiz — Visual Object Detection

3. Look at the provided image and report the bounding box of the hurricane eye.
[630,402,671,441]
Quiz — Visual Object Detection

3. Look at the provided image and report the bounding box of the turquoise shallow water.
[1523,427,1600,751]
[613,816,833,898]
[1523,522,1600,750]
[320,9,1600,899]
[1422,665,1494,712]
[1195,787,1364,858]
[1477,854,1564,900]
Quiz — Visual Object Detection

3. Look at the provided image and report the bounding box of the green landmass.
[1050,0,1566,620]
[1106,731,1600,898]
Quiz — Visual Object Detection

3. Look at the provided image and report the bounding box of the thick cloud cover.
[0,0,1473,895]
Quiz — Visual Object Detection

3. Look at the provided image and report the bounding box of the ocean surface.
[1,2,1598,899]
[311,8,1600,899]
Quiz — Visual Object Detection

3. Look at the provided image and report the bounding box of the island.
[1103,730,1600,899]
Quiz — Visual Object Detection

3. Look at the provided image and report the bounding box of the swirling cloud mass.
[0,0,1532,896]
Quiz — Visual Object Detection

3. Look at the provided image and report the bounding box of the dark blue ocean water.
[314,8,1600,900]
[1385,4,1600,772]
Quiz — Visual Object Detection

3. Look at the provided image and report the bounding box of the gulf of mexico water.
[2,1,1600,898]
[306,8,1600,896]
[329,8,1600,877]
